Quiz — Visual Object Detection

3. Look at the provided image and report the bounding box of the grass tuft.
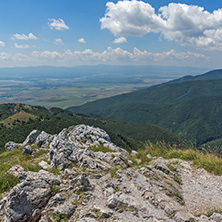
[89,145,115,153]
[108,167,118,177]
[140,141,222,176]
[0,173,20,194]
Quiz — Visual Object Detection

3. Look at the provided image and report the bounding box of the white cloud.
[48,18,69,31]
[31,47,207,64]
[100,1,164,36]
[0,47,208,66]
[0,52,29,62]
[11,33,38,40]
[31,51,63,60]
[78,38,86,43]
[113,37,127,44]
[0,52,10,60]
[54,38,64,45]
[14,43,30,49]
[0,41,5,47]
[100,1,222,50]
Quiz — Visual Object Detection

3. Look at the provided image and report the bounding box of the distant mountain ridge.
[164,69,222,85]
[0,65,208,80]
[68,69,222,152]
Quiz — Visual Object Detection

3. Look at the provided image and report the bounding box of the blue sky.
[0,0,222,68]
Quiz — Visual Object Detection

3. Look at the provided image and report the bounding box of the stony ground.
[0,125,222,222]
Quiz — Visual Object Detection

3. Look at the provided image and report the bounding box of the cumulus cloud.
[78,38,86,43]
[0,47,208,66]
[31,51,63,60]
[0,41,5,47]
[14,43,30,49]
[100,1,222,49]
[0,52,29,62]
[48,18,69,31]
[31,47,207,63]
[113,37,127,44]
[0,52,10,60]
[54,38,64,45]
[11,33,38,40]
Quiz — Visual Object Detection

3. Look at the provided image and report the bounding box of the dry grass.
[0,111,37,127]
[89,145,115,153]
[0,146,47,195]
[131,141,222,176]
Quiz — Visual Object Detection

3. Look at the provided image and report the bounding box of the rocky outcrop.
[1,124,222,222]
[22,129,42,146]
[22,145,33,155]
[5,141,19,151]
[49,125,128,170]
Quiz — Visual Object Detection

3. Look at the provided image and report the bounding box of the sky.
[0,0,222,68]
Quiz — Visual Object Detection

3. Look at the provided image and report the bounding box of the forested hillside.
[0,104,181,153]
[68,70,222,152]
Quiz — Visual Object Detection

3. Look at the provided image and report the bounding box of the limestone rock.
[7,165,24,177]
[22,129,41,146]
[1,125,222,222]
[2,180,52,222]
[22,145,33,155]
[38,160,52,170]
[54,201,77,219]
[5,141,19,151]
[35,131,55,147]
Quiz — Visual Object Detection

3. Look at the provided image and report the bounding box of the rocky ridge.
[0,124,222,222]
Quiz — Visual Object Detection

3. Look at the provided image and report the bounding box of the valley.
[0,79,153,108]
[0,65,207,108]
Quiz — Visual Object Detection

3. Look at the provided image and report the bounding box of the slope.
[166,69,222,84]
[0,104,181,153]
[68,72,222,149]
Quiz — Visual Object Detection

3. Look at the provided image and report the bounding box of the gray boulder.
[22,129,41,146]
[49,125,127,170]
[35,131,55,147]
[49,138,81,170]
[5,141,19,151]
[2,180,52,222]
[7,165,24,177]
[22,145,33,155]
[38,160,52,171]
[67,124,111,147]
[54,201,77,219]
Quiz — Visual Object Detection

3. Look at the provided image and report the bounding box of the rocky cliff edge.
[1,124,222,222]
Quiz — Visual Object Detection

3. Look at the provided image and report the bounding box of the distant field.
[0,78,170,108]
[0,65,208,108]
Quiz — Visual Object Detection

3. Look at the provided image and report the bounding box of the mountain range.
[68,69,222,153]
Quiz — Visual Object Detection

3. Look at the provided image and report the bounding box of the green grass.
[34,149,48,158]
[0,147,40,173]
[173,176,182,185]
[89,145,115,153]
[50,184,60,195]
[49,167,60,175]
[132,141,222,176]
[54,213,67,222]
[108,167,118,177]
[0,173,20,194]
[0,146,47,195]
